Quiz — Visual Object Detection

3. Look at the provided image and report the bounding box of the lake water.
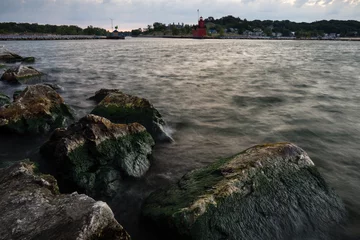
[1,38,360,239]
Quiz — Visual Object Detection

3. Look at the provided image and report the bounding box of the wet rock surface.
[142,142,346,240]
[0,65,42,85]
[40,114,155,198]
[0,93,10,107]
[0,84,73,134]
[0,49,35,63]
[0,161,131,240]
[90,89,173,142]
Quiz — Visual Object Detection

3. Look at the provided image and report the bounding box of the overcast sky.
[0,0,359,31]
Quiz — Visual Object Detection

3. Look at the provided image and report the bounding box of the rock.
[90,89,173,142]
[0,50,23,63]
[0,84,73,134]
[0,65,43,85]
[12,90,22,101]
[0,49,35,63]
[44,82,65,92]
[0,64,5,69]
[0,161,131,240]
[88,88,122,103]
[142,143,346,240]
[0,93,10,107]
[40,114,155,198]
[21,57,35,63]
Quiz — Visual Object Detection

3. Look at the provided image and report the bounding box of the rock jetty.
[40,114,155,198]
[142,142,346,240]
[90,89,173,142]
[0,84,73,134]
[0,161,130,240]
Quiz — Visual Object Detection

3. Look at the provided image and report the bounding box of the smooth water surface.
[1,38,359,239]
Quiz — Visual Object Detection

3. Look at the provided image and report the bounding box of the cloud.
[0,0,359,30]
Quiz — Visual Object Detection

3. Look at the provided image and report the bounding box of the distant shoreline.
[1,34,360,41]
[0,35,106,41]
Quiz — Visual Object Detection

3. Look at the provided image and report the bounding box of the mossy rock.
[90,89,173,142]
[0,93,10,107]
[0,64,5,69]
[0,84,73,134]
[142,143,346,240]
[40,114,155,199]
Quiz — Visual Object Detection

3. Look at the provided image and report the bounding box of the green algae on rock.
[90,89,173,143]
[0,161,131,240]
[0,93,10,107]
[40,114,155,198]
[0,65,43,85]
[0,84,73,134]
[142,142,346,240]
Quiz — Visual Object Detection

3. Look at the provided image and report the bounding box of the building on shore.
[192,17,206,38]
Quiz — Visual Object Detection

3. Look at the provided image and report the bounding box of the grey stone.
[0,161,131,240]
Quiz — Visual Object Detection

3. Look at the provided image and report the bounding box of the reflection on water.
[1,39,360,239]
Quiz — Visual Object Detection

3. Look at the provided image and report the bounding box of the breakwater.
[0,34,106,41]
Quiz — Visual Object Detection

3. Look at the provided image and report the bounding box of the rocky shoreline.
[0,49,348,239]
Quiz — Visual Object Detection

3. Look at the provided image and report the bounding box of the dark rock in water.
[0,65,43,85]
[0,93,10,107]
[0,49,35,63]
[142,143,346,240]
[0,161,130,240]
[0,51,23,63]
[0,84,73,134]
[90,89,173,143]
[40,114,155,198]
[21,56,35,63]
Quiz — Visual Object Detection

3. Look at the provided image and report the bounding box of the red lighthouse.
[192,16,207,38]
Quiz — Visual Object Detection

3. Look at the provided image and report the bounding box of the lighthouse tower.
[192,16,207,38]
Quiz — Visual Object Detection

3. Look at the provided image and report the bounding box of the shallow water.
[1,38,360,239]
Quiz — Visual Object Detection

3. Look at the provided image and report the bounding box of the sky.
[0,0,359,31]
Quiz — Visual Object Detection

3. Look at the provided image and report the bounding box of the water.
[1,38,360,239]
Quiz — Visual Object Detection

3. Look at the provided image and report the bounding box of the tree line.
[132,16,360,37]
[0,23,108,36]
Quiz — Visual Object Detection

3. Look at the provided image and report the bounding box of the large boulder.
[0,84,73,134]
[142,143,346,240]
[0,93,10,107]
[0,65,42,85]
[40,114,155,198]
[90,89,173,143]
[0,161,130,240]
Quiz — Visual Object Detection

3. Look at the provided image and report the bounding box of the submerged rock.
[0,93,10,107]
[0,84,73,134]
[0,161,130,240]
[0,65,42,85]
[40,114,155,198]
[143,143,346,240]
[90,89,173,142]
